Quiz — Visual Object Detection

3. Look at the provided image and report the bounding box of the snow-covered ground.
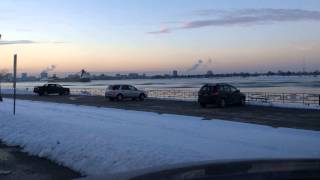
[247,101,320,110]
[0,99,320,176]
[1,88,34,95]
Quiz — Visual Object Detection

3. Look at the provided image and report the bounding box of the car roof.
[109,84,132,86]
[204,83,230,86]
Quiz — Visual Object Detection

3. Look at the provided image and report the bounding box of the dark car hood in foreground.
[77,158,320,180]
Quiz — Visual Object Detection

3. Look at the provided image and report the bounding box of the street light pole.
[0,34,2,102]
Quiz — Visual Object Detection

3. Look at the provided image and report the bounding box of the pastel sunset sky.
[1,0,320,75]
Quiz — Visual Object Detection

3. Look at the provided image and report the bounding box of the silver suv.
[105,84,147,101]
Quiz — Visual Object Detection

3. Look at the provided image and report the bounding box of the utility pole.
[13,54,17,115]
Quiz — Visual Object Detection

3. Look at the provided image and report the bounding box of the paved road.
[4,94,320,131]
[0,141,81,180]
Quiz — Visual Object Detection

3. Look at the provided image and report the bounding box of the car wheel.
[38,92,43,96]
[44,91,48,96]
[200,103,206,108]
[139,94,145,101]
[117,94,124,101]
[219,99,226,108]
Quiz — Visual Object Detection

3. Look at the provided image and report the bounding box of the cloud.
[147,27,170,34]
[0,40,37,45]
[149,9,320,33]
[0,40,65,45]
[184,9,320,29]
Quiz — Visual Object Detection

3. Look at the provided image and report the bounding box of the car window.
[113,85,120,90]
[230,86,237,92]
[129,86,137,91]
[210,86,218,92]
[121,85,130,90]
[200,86,209,92]
[222,85,231,93]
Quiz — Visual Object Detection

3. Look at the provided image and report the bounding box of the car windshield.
[0,1,320,179]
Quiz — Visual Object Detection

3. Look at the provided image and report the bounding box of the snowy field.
[0,99,320,176]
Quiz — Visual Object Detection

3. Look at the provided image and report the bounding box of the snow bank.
[1,88,34,95]
[248,101,320,110]
[0,99,320,176]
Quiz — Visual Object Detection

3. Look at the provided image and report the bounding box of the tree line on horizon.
[90,70,320,80]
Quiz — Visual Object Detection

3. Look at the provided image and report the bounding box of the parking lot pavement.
[3,94,320,131]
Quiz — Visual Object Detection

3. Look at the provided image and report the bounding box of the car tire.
[117,94,124,101]
[200,103,206,108]
[219,99,226,108]
[139,94,145,101]
[44,91,48,96]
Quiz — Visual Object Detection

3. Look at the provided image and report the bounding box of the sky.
[1,0,320,76]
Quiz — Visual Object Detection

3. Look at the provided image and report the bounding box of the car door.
[120,85,130,98]
[221,85,232,104]
[229,85,241,104]
[198,85,210,102]
[129,85,139,98]
[56,84,63,94]
[47,84,56,94]
[208,85,219,103]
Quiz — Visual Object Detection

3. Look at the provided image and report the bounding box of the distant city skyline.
[1,0,320,74]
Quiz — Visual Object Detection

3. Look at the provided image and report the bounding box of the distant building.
[3,73,13,81]
[40,71,48,80]
[28,76,38,81]
[21,73,28,81]
[128,73,139,78]
[173,70,178,77]
[206,70,213,76]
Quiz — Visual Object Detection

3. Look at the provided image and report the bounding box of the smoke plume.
[42,65,56,73]
[187,59,203,72]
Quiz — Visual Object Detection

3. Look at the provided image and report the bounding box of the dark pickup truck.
[34,84,70,96]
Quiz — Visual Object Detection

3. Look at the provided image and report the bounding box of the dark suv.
[198,83,245,108]
[34,84,70,96]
